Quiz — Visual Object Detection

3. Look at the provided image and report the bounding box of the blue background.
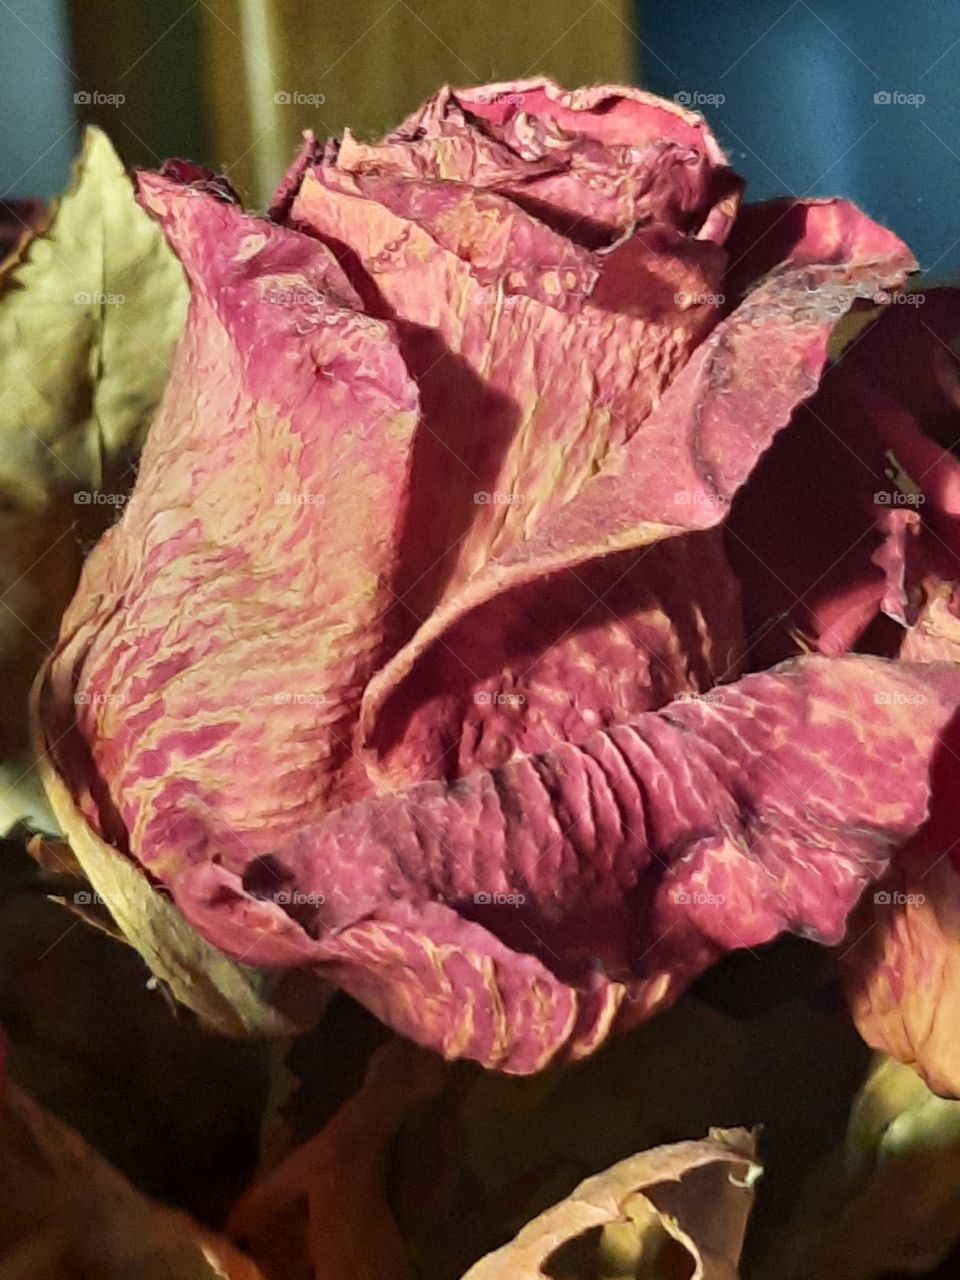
[639,0,960,276]
[3,0,959,274]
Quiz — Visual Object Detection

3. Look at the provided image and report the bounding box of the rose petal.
[288,162,742,779]
[162,656,960,1071]
[290,78,742,250]
[845,855,960,1098]
[32,171,420,1030]
[358,218,913,786]
[728,287,960,666]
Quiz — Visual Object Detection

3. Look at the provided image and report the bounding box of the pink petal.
[163,657,960,1071]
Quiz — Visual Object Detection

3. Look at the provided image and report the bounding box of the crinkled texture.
[149,658,960,1071]
[285,141,913,785]
[30,173,415,1034]
[48,172,419,840]
[35,82,930,1070]
[283,78,742,250]
[356,248,915,786]
[288,166,728,603]
[360,532,743,782]
[288,159,745,780]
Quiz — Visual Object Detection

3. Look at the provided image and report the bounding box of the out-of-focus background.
[1,0,959,269]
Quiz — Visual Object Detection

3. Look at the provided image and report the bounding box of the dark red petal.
[727,288,960,666]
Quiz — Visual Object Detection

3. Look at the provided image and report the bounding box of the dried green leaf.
[29,742,325,1037]
[770,1056,960,1279]
[0,127,188,763]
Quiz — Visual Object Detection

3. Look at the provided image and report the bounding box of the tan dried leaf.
[29,738,325,1037]
[0,126,187,763]
[461,1128,759,1280]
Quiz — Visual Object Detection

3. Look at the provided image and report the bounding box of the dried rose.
[36,80,942,1073]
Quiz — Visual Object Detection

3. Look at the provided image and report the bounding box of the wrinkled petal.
[290,164,728,605]
[288,160,744,781]
[31,88,927,1075]
[67,170,418,823]
[276,78,741,250]
[32,170,420,1030]
[354,214,913,786]
[156,657,960,1071]
[722,197,921,299]
[276,96,912,789]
